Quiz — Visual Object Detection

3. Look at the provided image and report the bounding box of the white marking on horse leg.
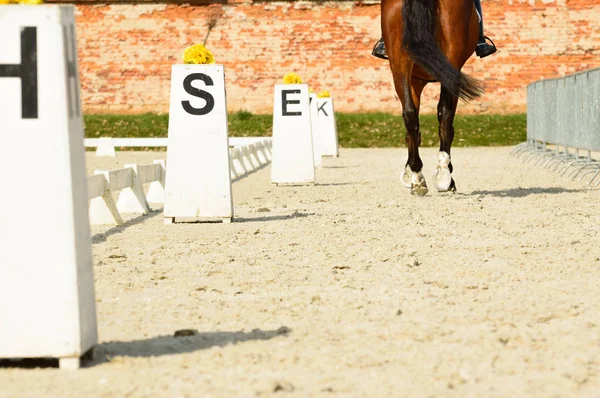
[438,151,451,168]
[433,151,452,191]
[411,170,425,185]
[410,170,428,196]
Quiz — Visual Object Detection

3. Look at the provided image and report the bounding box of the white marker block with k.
[271,84,315,184]
[164,64,233,223]
[309,93,322,168]
[0,5,97,369]
[317,97,339,157]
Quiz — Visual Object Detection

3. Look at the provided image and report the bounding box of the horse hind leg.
[433,86,458,192]
[432,150,455,192]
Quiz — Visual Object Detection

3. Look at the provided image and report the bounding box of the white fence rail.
[84,137,270,157]
[87,138,272,225]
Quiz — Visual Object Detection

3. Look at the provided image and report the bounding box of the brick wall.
[67,0,599,115]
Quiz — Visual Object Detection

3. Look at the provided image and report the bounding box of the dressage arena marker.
[271,84,316,185]
[309,93,323,168]
[317,97,339,157]
[164,64,234,223]
[0,5,97,369]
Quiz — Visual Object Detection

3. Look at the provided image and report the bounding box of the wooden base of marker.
[60,346,95,369]
[4,347,95,370]
[59,357,82,370]
[164,217,232,224]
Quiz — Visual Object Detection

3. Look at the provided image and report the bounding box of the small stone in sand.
[174,329,198,337]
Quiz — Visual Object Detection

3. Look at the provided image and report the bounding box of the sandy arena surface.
[2,147,600,397]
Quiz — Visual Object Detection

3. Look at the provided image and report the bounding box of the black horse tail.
[402,0,482,101]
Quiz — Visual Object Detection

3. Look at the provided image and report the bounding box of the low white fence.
[87,138,272,225]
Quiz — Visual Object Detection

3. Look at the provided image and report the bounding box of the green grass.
[84,111,526,148]
[336,113,526,147]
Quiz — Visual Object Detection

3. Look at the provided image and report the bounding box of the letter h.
[0,27,38,119]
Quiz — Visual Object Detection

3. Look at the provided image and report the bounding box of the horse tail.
[402,0,482,101]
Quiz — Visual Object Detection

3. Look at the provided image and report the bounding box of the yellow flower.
[309,87,314,94]
[182,44,215,65]
[317,90,330,98]
[17,0,44,3]
[283,72,302,84]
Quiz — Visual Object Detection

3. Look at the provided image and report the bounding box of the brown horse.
[381,0,483,195]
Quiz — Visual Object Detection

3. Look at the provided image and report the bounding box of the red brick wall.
[68,0,599,115]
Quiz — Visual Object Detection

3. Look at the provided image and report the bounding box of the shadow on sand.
[315,182,355,187]
[91,208,164,244]
[234,211,313,223]
[94,327,291,363]
[0,327,291,369]
[463,187,588,198]
[321,165,357,169]
[232,162,269,183]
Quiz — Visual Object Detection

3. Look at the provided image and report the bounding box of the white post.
[309,93,322,168]
[96,137,116,157]
[163,64,233,223]
[231,147,247,177]
[271,84,315,185]
[89,170,124,225]
[0,5,97,369]
[146,159,166,203]
[116,164,150,214]
[229,151,239,180]
[255,141,268,165]
[317,97,339,157]
[241,145,255,172]
[247,143,261,169]
[265,140,273,160]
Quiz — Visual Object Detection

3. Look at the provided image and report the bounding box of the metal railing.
[512,66,600,185]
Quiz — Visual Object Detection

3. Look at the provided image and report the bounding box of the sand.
[1,147,600,397]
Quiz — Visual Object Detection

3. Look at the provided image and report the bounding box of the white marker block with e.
[0,5,97,370]
[271,84,315,185]
[317,97,339,157]
[164,64,233,223]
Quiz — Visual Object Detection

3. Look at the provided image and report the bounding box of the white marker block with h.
[271,84,315,185]
[0,5,97,369]
[317,97,339,157]
[164,64,233,223]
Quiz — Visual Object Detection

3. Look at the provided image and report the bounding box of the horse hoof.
[448,179,457,192]
[432,166,452,191]
[411,182,429,196]
[400,166,412,188]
